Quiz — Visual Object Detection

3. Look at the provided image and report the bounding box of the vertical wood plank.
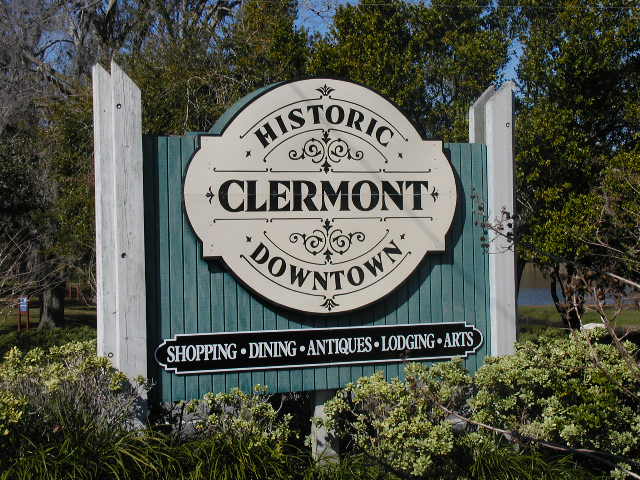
[396,276,409,381]
[92,64,117,361]
[312,315,327,391]
[486,84,517,356]
[167,136,185,402]
[263,304,278,393]
[419,256,432,325]
[325,313,340,389]
[430,253,443,326]
[471,144,487,372]
[301,315,316,391]
[452,145,465,337]
[156,137,172,403]
[196,242,213,395]
[408,269,421,325]
[384,290,399,381]
[110,61,147,382]
[289,312,303,393]
[250,294,265,390]
[468,86,495,143]
[223,272,239,390]
[451,143,466,373]
[237,283,252,392]
[440,144,455,328]
[142,135,160,401]
[349,309,365,384]
[181,137,199,400]
[338,315,351,386]
[209,263,225,393]
[482,144,492,359]
[276,311,290,393]
[459,145,476,371]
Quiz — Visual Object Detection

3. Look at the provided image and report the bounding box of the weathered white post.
[92,61,148,382]
[469,82,517,356]
[311,390,339,460]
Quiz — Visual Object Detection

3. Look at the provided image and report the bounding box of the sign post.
[468,83,517,356]
[17,296,29,331]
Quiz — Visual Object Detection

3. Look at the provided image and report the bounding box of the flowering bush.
[472,330,640,473]
[0,341,154,478]
[323,331,640,479]
[0,341,144,446]
[322,361,471,478]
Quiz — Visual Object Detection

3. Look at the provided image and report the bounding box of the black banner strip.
[155,322,483,375]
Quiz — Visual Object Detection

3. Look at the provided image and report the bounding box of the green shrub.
[160,387,301,479]
[472,330,640,459]
[305,453,399,480]
[322,360,472,479]
[0,341,159,479]
[322,331,639,479]
[192,386,295,447]
[0,339,397,480]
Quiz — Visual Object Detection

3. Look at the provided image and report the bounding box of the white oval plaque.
[184,79,457,314]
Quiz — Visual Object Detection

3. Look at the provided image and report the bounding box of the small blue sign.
[18,297,28,312]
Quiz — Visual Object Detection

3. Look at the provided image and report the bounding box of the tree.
[224,0,309,91]
[0,128,60,328]
[0,0,156,327]
[307,0,509,141]
[125,0,309,135]
[512,0,640,328]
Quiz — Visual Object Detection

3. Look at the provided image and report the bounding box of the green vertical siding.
[144,138,490,401]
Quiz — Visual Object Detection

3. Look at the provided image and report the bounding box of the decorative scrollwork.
[316,84,335,97]
[320,297,339,311]
[329,229,365,255]
[289,219,365,264]
[289,138,325,163]
[289,229,327,256]
[288,131,363,174]
[327,138,364,163]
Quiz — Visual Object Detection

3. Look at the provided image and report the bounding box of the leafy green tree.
[0,131,48,237]
[224,0,309,91]
[308,0,509,141]
[0,0,159,326]
[126,0,309,135]
[513,0,640,328]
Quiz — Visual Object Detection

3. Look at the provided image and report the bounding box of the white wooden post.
[93,64,117,361]
[311,389,339,460]
[92,61,147,382]
[468,86,495,145]
[469,82,517,356]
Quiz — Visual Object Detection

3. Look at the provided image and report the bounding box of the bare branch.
[605,272,640,291]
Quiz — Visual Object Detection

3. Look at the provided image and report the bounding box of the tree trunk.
[516,258,526,298]
[550,265,582,330]
[39,283,65,329]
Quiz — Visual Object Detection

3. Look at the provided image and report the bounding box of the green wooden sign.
[142,128,489,402]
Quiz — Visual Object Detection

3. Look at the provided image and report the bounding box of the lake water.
[518,287,555,306]
[517,264,556,306]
